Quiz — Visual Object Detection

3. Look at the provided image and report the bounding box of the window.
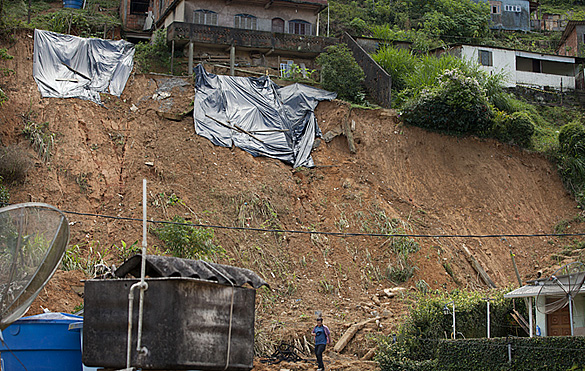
[489,1,501,14]
[289,20,311,35]
[130,0,149,15]
[478,50,493,66]
[235,14,257,30]
[272,18,284,33]
[194,10,218,26]
[504,5,521,12]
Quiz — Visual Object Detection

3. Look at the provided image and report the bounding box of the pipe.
[125,180,149,369]
[136,179,149,355]
[529,297,533,337]
[452,301,456,339]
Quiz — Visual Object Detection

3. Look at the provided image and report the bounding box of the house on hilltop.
[120,0,336,73]
[557,20,585,58]
[473,0,531,31]
[432,44,581,91]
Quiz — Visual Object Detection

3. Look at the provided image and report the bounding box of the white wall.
[459,45,577,90]
[461,45,516,88]
[535,295,547,336]
[516,71,575,90]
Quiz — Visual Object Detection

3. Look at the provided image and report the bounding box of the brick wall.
[559,30,578,56]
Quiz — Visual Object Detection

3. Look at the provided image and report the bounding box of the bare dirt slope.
[0,29,582,370]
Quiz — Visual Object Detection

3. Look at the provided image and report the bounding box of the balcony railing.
[167,22,338,54]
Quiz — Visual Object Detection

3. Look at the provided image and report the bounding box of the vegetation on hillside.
[376,288,527,370]
[0,0,120,37]
[315,44,365,103]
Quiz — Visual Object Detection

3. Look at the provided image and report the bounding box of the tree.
[316,44,365,103]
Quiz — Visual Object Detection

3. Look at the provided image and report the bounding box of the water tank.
[0,313,83,371]
[83,277,257,370]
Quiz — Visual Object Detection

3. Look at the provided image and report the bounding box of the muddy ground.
[0,29,583,370]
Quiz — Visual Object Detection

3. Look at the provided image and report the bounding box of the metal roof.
[115,254,269,289]
[505,272,585,298]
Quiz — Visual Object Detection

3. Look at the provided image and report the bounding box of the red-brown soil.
[0,29,583,370]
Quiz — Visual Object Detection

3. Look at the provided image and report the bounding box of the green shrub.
[559,121,585,158]
[0,176,9,205]
[151,216,223,260]
[401,68,493,135]
[315,44,365,103]
[22,119,54,163]
[0,87,6,107]
[557,122,585,205]
[134,29,170,73]
[490,111,535,148]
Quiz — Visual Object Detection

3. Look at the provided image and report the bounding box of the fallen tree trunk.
[333,317,379,353]
[462,244,496,288]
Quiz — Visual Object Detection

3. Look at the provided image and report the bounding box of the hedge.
[435,336,585,371]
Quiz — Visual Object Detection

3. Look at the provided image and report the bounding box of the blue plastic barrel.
[0,313,83,371]
[63,0,83,9]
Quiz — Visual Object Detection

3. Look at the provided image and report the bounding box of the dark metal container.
[82,277,256,370]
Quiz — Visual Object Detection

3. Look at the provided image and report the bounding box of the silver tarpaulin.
[33,29,135,104]
[193,64,337,168]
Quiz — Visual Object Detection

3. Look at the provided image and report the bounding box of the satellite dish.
[536,262,585,336]
[0,203,69,330]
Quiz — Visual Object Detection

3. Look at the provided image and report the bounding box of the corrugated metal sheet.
[505,272,585,298]
[115,254,268,289]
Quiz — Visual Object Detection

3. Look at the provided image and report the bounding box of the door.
[547,301,571,336]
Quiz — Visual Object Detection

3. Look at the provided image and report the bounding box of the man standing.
[312,317,331,371]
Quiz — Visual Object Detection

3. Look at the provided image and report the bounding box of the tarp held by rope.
[193,64,337,168]
[33,29,134,104]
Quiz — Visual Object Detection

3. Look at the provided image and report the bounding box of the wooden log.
[156,108,194,121]
[361,348,376,360]
[462,244,496,288]
[333,317,379,353]
[342,107,356,154]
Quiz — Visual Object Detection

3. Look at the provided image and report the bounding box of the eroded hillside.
[0,29,582,370]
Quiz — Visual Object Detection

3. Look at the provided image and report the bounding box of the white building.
[505,269,585,337]
[433,44,579,91]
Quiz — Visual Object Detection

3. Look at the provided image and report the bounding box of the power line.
[58,208,585,240]
[1,202,583,239]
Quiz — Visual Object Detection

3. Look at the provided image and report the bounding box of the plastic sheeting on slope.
[193,64,336,168]
[33,29,135,105]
